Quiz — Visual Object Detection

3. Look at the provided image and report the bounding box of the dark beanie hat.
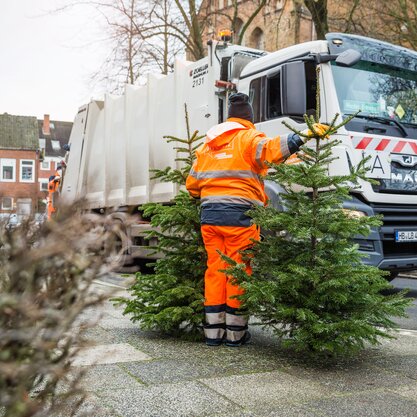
[228,93,254,123]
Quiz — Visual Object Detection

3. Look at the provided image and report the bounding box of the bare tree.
[303,0,328,40]
[302,0,416,51]
[57,0,271,91]
[95,0,147,88]
[206,0,270,45]
[372,0,417,50]
[328,0,417,51]
[90,0,271,85]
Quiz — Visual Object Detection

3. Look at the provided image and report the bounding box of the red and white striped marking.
[351,135,417,155]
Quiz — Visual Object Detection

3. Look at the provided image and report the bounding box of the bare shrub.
[0,205,117,417]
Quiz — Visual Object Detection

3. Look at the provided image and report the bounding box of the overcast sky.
[0,0,107,121]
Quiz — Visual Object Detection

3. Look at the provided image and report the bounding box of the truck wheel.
[105,220,133,269]
[387,271,399,282]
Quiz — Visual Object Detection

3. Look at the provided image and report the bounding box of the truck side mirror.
[280,62,306,117]
[335,49,361,67]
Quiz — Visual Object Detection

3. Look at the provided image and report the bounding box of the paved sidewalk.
[66,282,417,417]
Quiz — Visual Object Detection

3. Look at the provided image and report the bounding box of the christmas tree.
[224,68,411,357]
[115,105,206,338]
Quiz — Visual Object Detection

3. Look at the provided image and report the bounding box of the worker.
[186,92,328,347]
[47,162,65,220]
[47,175,58,220]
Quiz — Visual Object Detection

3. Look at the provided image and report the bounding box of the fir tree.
[115,105,206,338]
[224,68,411,357]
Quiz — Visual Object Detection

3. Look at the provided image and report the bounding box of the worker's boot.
[225,306,250,347]
[204,305,226,346]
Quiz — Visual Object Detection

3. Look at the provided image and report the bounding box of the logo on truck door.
[391,154,417,167]
[190,63,208,88]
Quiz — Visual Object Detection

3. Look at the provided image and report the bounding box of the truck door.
[61,105,89,204]
[250,61,321,138]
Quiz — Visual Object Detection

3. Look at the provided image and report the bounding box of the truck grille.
[370,203,417,257]
[371,162,417,195]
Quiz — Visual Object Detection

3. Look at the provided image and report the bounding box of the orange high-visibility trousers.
[47,179,59,220]
[47,200,55,220]
[201,224,260,309]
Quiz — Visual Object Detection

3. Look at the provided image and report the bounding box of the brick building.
[201,0,315,53]
[0,113,40,217]
[37,114,72,196]
[0,113,72,219]
[199,0,394,54]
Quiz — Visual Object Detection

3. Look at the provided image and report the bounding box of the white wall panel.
[84,103,106,208]
[125,84,149,205]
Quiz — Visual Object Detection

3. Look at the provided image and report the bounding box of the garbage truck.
[62,33,417,278]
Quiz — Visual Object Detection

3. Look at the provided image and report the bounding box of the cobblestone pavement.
[63,277,417,417]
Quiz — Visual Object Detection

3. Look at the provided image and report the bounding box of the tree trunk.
[163,0,169,74]
[303,0,329,40]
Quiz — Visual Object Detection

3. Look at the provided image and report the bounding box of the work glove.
[287,123,330,154]
[301,123,330,140]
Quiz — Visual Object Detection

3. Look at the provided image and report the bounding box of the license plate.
[395,230,417,242]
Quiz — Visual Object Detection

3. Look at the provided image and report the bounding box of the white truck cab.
[63,33,417,275]
[238,33,417,276]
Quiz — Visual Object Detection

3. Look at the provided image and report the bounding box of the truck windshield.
[331,61,417,126]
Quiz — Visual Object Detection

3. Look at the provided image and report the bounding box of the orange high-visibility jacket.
[47,172,61,219]
[186,117,297,227]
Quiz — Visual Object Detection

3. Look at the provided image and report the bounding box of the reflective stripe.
[226,329,247,342]
[206,121,246,142]
[205,327,225,340]
[201,196,263,206]
[205,311,226,325]
[226,312,247,327]
[280,134,290,159]
[255,139,268,168]
[226,305,248,342]
[190,169,260,180]
[189,167,198,178]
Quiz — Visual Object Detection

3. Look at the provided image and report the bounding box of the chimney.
[42,114,50,136]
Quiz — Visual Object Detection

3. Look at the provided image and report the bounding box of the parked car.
[0,213,20,229]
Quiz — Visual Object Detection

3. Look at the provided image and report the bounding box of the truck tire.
[105,217,133,269]
[387,271,399,282]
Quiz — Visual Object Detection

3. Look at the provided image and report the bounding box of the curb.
[399,273,417,280]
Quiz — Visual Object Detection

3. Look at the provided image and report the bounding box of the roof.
[38,119,73,158]
[0,113,39,150]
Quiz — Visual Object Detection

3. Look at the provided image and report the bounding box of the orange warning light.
[218,29,232,42]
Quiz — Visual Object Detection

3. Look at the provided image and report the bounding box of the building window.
[234,17,245,45]
[249,27,264,50]
[20,160,35,183]
[39,180,49,191]
[1,197,13,210]
[40,160,51,170]
[1,159,16,182]
[51,140,61,151]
